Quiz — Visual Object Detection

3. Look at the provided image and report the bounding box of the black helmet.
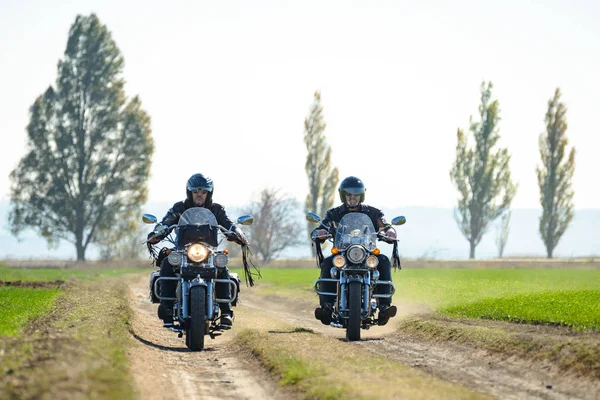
[186,173,214,205]
[338,176,366,204]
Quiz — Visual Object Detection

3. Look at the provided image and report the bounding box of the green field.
[0,265,147,337]
[0,287,61,337]
[0,265,149,282]
[240,267,600,331]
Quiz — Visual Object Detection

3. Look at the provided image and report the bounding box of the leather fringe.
[242,244,261,287]
[314,241,324,267]
[392,240,402,270]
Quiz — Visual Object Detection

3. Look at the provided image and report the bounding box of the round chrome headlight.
[332,255,346,268]
[167,251,182,267]
[347,245,367,264]
[187,244,208,263]
[366,255,379,269]
[214,253,228,268]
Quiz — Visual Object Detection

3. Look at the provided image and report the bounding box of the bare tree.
[304,91,339,253]
[495,211,511,258]
[537,88,576,259]
[243,188,303,264]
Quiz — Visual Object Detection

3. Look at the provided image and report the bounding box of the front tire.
[186,286,206,351]
[347,281,362,341]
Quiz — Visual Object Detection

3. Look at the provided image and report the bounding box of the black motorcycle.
[143,207,255,351]
[308,211,406,341]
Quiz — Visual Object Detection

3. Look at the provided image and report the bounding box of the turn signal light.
[373,248,380,256]
[331,247,339,255]
[224,249,229,255]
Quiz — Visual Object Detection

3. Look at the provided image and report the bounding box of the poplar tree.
[537,88,576,258]
[450,82,517,259]
[304,91,339,251]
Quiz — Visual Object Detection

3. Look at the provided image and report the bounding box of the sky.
[1,0,599,216]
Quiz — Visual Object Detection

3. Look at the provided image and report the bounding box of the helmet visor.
[188,185,213,193]
[342,187,365,196]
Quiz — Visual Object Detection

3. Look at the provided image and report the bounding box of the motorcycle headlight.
[347,245,367,264]
[332,255,346,268]
[366,255,379,269]
[167,251,182,267]
[214,253,228,268]
[187,244,209,263]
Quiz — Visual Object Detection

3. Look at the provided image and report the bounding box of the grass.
[234,306,490,400]
[397,315,600,379]
[0,287,62,337]
[0,265,142,398]
[236,267,600,331]
[394,268,600,307]
[0,265,150,282]
[0,278,135,399]
[443,289,600,330]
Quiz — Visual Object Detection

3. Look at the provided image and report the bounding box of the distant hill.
[0,200,598,260]
[379,206,599,259]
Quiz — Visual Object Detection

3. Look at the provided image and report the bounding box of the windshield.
[178,207,218,227]
[175,207,220,248]
[334,212,377,251]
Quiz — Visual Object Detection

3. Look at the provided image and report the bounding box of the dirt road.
[127,275,599,399]
[240,290,600,400]
[126,276,294,400]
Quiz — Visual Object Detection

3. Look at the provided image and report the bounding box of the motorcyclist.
[147,173,248,328]
[312,176,398,326]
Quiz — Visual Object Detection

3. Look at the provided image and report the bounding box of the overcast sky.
[1,0,599,213]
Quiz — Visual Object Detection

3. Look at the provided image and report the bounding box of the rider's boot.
[314,303,333,326]
[158,301,174,328]
[377,304,397,326]
[220,306,234,328]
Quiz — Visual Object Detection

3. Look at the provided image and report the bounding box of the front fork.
[314,271,397,320]
[338,273,369,319]
[154,276,238,320]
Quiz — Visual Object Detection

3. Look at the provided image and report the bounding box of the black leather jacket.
[153,198,235,241]
[312,203,391,237]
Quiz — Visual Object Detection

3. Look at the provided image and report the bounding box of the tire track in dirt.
[240,289,600,400]
[125,275,293,400]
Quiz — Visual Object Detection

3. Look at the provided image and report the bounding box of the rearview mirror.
[306,212,321,223]
[142,214,157,224]
[391,216,406,226]
[237,215,254,226]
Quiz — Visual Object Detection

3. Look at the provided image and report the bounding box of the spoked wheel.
[186,286,206,351]
[346,281,362,341]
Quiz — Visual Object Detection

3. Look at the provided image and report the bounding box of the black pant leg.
[374,255,392,306]
[216,268,232,312]
[159,258,176,306]
[319,256,336,307]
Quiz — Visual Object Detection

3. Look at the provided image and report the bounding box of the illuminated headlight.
[332,255,346,268]
[366,255,379,269]
[167,251,182,266]
[187,244,208,263]
[347,245,367,264]
[214,253,228,268]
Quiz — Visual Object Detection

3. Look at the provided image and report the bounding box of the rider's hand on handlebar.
[313,229,330,242]
[381,229,397,243]
[147,232,160,244]
[385,230,397,240]
[315,229,328,237]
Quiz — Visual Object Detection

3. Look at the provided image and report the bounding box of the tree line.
[450,82,575,259]
[8,14,576,261]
